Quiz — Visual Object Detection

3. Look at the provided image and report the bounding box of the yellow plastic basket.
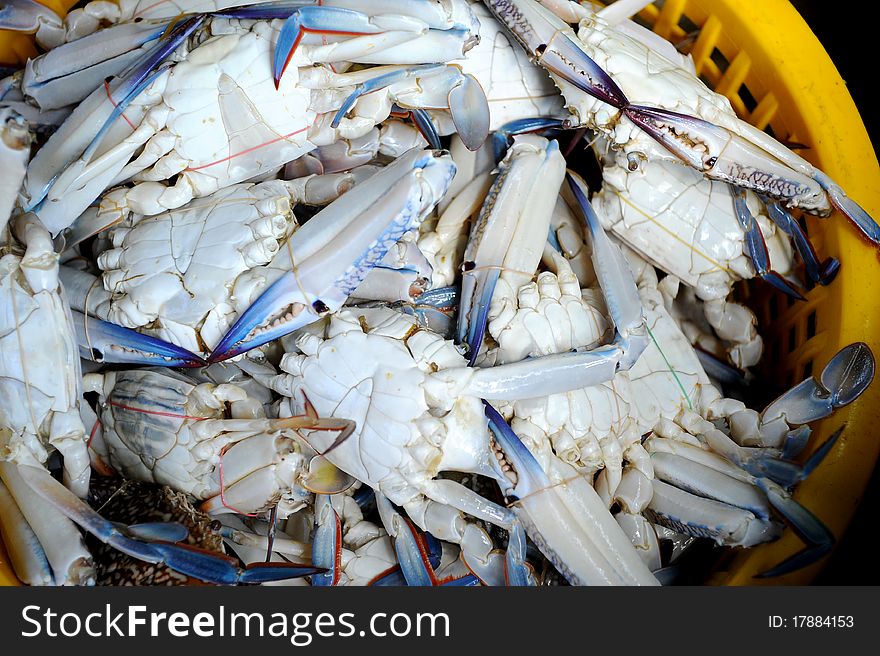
[1,0,878,586]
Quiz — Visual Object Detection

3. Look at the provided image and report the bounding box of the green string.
[646,324,693,411]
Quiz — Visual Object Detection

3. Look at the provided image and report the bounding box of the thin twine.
[646,324,693,411]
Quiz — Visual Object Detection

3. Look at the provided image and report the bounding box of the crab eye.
[312,299,330,314]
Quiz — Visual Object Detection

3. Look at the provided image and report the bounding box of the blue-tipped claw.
[567,171,645,365]
[732,188,806,300]
[764,201,840,285]
[483,401,551,501]
[393,105,442,150]
[754,478,834,578]
[72,310,207,367]
[763,343,875,426]
[26,15,205,211]
[18,465,323,585]
[458,265,499,366]
[208,271,310,362]
[504,520,537,586]
[144,542,325,584]
[272,7,379,89]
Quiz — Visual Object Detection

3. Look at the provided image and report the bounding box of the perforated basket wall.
[1,0,878,585]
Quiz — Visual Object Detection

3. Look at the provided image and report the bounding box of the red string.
[86,418,102,449]
[107,399,209,421]
[184,126,311,172]
[103,80,137,130]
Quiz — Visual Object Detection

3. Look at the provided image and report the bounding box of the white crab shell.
[273,308,490,508]
[594,157,795,301]
[0,254,85,473]
[97,180,299,353]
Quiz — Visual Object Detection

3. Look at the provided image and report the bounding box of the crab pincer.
[209,148,456,362]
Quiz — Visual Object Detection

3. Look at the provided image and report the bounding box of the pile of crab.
[0,0,876,586]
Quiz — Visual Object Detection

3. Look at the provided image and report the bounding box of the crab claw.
[0,0,62,44]
[483,0,627,109]
[375,493,482,587]
[755,478,834,578]
[271,6,384,88]
[762,342,875,426]
[390,104,442,149]
[622,105,831,214]
[311,494,343,586]
[483,402,659,586]
[732,188,806,300]
[209,148,455,361]
[122,522,190,543]
[71,310,207,367]
[17,464,323,585]
[23,14,206,216]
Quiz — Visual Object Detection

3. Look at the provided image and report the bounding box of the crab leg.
[647,434,837,577]
[731,189,806,300]
[375,493,498,586]
[0,462,94,586]
[210,148,455,361]
[331,65,489,151]
[0,478,54,586]
[764,201,839,285]
[21,19,171,111]
[16,463,325,585]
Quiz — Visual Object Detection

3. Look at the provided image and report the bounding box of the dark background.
[790,0,877,584]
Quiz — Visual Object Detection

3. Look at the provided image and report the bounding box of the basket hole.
[768,296,779,321]
[739,84,758,113]
[710,48,730,74]
[802,360,813,379]
[787,294,798,309]
[806,310,817,339]
[677,12,701,34]
[786,371,795,388]
[788,325,797,353]
[798,215,809,236]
